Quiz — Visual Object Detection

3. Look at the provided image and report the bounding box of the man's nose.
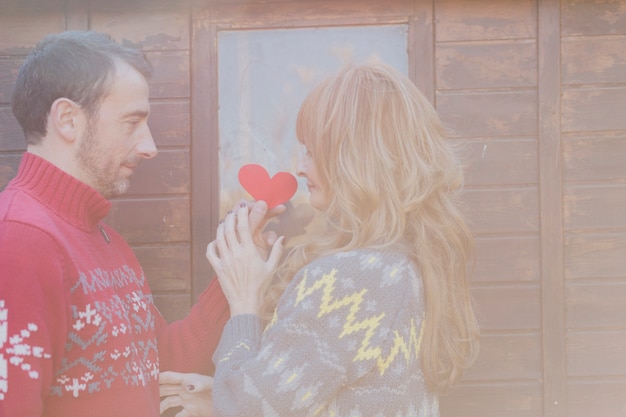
[137,125,158,159]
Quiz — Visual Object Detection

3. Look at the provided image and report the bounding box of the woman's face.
[296,144,329,211]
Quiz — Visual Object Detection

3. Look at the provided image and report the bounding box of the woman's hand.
[159,372,214,417]
[206,203,284,316]
[241,200,286,260]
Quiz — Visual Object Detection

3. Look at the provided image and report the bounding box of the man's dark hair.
[11,31,153,144]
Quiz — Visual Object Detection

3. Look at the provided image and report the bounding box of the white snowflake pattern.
[72,304,103,331]
[0,299,52,400]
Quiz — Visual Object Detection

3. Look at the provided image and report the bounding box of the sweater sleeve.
[156,277,230,375]
[211,251,415,417]
[0,222,70,417]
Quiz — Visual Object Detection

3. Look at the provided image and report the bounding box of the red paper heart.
[238,164,297,209]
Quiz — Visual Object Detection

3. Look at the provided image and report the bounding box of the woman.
[205,62,479,417]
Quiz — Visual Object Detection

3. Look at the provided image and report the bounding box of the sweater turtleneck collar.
[11,152,111,230]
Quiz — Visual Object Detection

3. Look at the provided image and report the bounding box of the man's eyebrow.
[123,110,150,118]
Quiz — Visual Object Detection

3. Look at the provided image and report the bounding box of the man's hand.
[159,371,214,417]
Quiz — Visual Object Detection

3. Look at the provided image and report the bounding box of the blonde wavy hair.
[260,63,479,394]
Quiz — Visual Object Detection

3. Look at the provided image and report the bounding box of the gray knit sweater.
[212,248,439,417]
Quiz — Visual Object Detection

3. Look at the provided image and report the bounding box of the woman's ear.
[48,98,83,143]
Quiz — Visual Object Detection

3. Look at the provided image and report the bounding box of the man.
[0,31,277,417]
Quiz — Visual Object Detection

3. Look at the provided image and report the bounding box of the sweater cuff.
[214,314,263,365]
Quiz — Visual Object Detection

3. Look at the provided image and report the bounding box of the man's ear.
[49,98,83,143]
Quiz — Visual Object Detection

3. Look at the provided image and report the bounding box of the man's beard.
[76,121,130,198]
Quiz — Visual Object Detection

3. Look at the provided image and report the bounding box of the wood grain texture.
[463,333,542,380]
[0,59,22,104]
[565,233,626,280]
[562,87,626,133]
[435,0,536,42]
[134,245,191,292]
[473,236,540,283]
[564,184,626,230]
[437,90,537,138]
[0,153,21,190]
[562,35,626,85]
[460,139,538,186]
[538,1,566,415]
[567,380,626,417]
[107,198,190,244]
[209,0,413,28]
[562,0,626,36]
[563,134,626,182]
[461,188,539,234]
[566,282,626,328]
[149,101,191,147]
[472,285,541,330]
[567,330,626,376]
[441,382,542,417]
[90,7,190,51]
[0,9,65,54]
[436,40,537,90]
[126,150,190,195]
[190,4,219,301]
[0,107,24,152]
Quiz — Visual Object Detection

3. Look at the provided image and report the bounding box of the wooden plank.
[461,188,539,235]
[436,91,537,138]
[562,87,626,133]
[565,233,626,280]
[472,285,541,330]
[435,0,536,42]
[64,0,88,30]
[562,36,626,85]
[564,184,626,230]
[149,101,191,147]
[463,333,542,381]
[153,293,192,323]
[0,107,24,152]
[562,0,626,36]
[210,0,413,28]
[0,8,65,54]
[0,153,22,190]
[90,6,190,51]
[566,282,626,328]
[458,139,538,186]
[410,0,434,104]
[567,380,626,417]
[107,197,190,244]
[473,236,540,283]
[539,1,566,416]
[0,59,21,104]
[568,330,626,376]
[441,382,542,417]
[563,134,626,182]
[134,245,191,292]
[146,50,190,99]
[190,4,219,301]
[436,40,537,90]
[126,149,190,195]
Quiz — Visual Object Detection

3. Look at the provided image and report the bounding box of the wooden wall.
[0,0,625,416]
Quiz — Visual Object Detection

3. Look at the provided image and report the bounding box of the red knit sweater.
[0,152,229,417]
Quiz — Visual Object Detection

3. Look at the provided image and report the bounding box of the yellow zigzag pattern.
[295,263,425,376]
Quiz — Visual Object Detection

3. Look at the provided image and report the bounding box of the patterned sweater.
[213,248,439,417]
[0,152,229,417]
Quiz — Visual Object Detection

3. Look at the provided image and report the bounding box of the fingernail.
[186,384,195,392]
[219,219,224,224]
[240,202,246,208]
[227,210,233,215]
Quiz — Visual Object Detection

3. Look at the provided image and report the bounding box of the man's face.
[76,60,157,198]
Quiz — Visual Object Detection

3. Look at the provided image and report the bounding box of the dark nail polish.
[240,202,246,208]
[227,210,233,214]
[186,384,195,392]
